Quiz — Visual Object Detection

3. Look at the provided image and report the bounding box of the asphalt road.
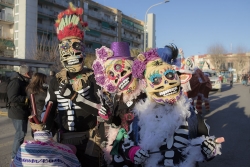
[0,83,250,167]
[199,83,250,167]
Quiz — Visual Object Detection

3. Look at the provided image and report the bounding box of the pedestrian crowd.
[4,2,224,167]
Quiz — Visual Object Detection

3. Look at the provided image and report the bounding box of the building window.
[15,0,19,5]
[15,5,19,13]
[14,40,18,47]
[228,62,233,69]
[15,23,18,30]
[15,48,18,56]
[14,15,19,21]
[38,18,42,24]
[14,32,18,39]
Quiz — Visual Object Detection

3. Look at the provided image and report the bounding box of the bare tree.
[207,43,227,72]
[32,34,62,72]
[234,46,248,74]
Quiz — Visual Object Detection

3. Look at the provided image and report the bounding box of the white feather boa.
[133,95,222,167]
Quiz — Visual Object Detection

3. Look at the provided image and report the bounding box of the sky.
[93,0,250,57]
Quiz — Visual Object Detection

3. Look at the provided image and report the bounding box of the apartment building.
[0,0,14,57]
[82,0,144,54]
[12,0,144,59]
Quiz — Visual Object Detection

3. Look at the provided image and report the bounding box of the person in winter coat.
[26,72,57,137]
[7,64,33,161]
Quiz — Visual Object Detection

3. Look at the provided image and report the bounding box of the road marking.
[0,112,7,116]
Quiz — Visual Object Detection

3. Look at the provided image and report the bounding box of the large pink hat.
[109,42,133,60]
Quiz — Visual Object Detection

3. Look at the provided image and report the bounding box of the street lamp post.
[144,0,169,52]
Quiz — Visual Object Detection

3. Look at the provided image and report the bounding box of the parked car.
[203,70,222,92]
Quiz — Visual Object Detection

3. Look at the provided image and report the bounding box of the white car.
[203,70,222,92]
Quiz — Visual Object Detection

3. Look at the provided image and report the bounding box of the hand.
[97,103,110,120]
[201,138,216,160]
[163,121,189,166]
[128,146,149,165]
[77,86,90,99]
[134,149,149,164]
[58,81,77,100]
[97,89,113,109]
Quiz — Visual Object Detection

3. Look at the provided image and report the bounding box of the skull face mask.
[104,58,138,95]
[59,38,85,73]
[144,57,181,104]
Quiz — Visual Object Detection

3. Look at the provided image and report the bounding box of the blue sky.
[93,0,250,57]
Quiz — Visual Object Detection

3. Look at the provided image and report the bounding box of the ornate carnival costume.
[92,42,146,166]
[178,56,212,114]
[108,45,223,167]
[43,3,109,167]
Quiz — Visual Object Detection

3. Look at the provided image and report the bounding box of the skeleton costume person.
[108,45,224,167]
[92,42,146,166]
[42,3,110,167]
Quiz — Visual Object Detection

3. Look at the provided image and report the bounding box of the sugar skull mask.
[59,38,85,73]
[104,58,138,94]
[144,57,181,104]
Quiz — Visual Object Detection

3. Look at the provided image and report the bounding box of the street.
[0,83,250,167]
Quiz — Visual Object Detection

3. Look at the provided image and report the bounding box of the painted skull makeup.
[59,38,85,73]
[93,42,140,95]
[104,58,138,94]
[145,58,181,104]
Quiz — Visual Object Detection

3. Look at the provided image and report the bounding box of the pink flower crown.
[92,46,117,93]
[132,48,159,79]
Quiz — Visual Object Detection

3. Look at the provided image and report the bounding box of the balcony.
[88,24,116,37]
[38,7,56,19]
[0,13,14,24]
[0,0,14,8]
[41,0,68,9]
[88,10,102,20]
[37,23,55,32]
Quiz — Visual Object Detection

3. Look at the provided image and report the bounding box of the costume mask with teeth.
[104,58,137,94]
[93,42,139,95]
[145,58,181,104]
[132,44,180,104]
[54,2,88,73]
[59,38,85,72]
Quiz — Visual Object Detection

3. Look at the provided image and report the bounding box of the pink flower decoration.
[92,61,103,74]
[132,60,146,79]
[97,47,109,60]
[96,76,106,85]
[132,48,159,79]
[144,48,158,61]
[106,84,116,93]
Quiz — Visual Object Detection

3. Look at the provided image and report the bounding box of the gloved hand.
[77,86,90,99]
[96,89,112,120]
[58,81,77,100]
[163,121,189,166]
[128,146,149,164]
[201,138,216,160]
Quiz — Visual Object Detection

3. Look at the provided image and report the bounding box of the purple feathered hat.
[108,42,133,60]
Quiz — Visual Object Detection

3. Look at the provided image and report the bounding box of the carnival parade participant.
[92,42,147,166]
[108,44,224,167]
[10,116,81,167]
[42,2,110,167]
[178,57,212,115]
